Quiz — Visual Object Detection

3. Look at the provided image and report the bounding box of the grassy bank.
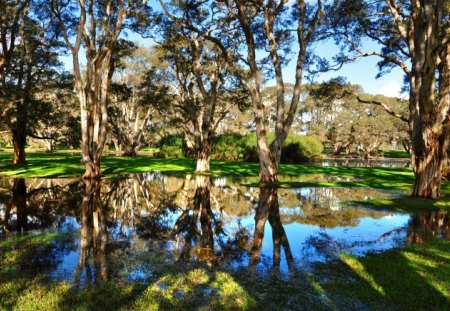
[1,232,448,310]
[1,152,449,211]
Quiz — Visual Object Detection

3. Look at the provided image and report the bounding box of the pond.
[319,158,410,168]
[0,173,448,288]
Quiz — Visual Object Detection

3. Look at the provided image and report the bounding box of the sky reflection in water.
[0,172,448,285]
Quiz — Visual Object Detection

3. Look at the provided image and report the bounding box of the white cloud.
[378,81,402,98]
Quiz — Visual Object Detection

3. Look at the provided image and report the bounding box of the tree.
[161,0,323,181]
[326,0,450,198]
[27,73,77,152]
[0,0,63,164]
[51,0,149,178]
[306,79,410,157]
[157,3,249,172]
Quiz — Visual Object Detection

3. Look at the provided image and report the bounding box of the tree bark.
[409,0,448,199]
[195,138,211,173]
[12,100,27,165]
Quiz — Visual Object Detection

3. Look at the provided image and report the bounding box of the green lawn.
[1,152,450,211]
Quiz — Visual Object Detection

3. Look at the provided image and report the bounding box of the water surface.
[0,173,448,286]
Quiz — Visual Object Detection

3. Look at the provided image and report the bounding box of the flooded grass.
[1,232,448,310]
[0,172,449,309]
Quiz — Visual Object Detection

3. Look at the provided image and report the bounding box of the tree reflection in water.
[1,178,27,233]
[408,211,450,244]
[172,175,219,265]
[250,188,293,271]
[1,174,450,282]
[74,179,108,289]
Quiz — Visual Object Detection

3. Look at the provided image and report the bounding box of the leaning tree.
[326,0,450,199]
[51,0,149,178]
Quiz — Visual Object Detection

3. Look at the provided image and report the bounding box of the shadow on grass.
[357,197,450,213]
[319,239,450,310]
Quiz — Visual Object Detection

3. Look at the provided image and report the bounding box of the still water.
[0,173,448,286]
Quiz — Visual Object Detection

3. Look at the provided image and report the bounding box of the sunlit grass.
[316,239,450,309]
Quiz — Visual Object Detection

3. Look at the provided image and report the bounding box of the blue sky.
[61,1,406,98]
[282,39,406,97]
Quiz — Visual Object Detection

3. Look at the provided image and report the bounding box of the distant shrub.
[157,134,184,148]
[211,134,258,162]
[281,135,323,163]
[158,145,184,158]
[157,134,186,158]
[212,133,323,163]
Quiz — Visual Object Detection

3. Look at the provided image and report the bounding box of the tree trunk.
[82,157,102,179]
[12,130,26,165]
[13,178,27,232]
[412,141,441,199]
[45,139,53,153]
[195,139,211,173]
[12,100,27,165]
[122,145,137,157]
[409,1,446,199]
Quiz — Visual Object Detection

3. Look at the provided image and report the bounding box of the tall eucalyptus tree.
[158,2,249,173]
[51,0,149,178]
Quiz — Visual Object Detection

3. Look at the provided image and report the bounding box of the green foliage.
[211,134,258,162]
[158,145,184,158]
[211,133,323,163]
[281,135,324,163]
[157,135,185,158]
[383,150,409,158]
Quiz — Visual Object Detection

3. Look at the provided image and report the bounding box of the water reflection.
[75,179,108,288]
[0,178,80,233]
[320,158,410,168]
[408,211,450,244]
[0,173,448,283]
[250,188,293,271]
[173,175,216,263]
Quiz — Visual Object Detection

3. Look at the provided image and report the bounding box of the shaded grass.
[315,239,450,310]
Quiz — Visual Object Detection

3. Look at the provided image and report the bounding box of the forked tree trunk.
[194,175,214,261]
[250,187,292,270]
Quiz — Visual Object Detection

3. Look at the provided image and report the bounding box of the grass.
[1,232,449,310]
[315,239,450,310]
[1,151,450,212]
[383,150,410,158]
